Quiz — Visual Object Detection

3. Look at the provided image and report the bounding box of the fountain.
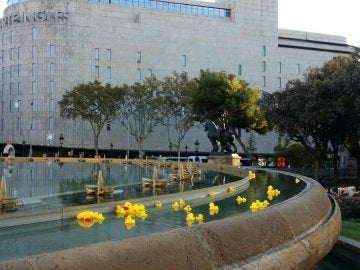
[0,159,340,269]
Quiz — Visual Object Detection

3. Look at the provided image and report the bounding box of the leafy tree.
[59,80,124,157]
[274,143,313,169]
[192,70,268,163]
[117,76,163,158]
[159,71,197,158]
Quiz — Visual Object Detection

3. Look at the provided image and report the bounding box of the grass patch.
[341,219,360,241]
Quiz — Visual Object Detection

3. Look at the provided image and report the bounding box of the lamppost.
[59,134,64,157]
[169,143,172,157]
[110,142,114,158]
[185,145,188,156]
[22,140,26,157]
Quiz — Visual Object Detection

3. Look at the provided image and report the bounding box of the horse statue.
[204,120,237,153]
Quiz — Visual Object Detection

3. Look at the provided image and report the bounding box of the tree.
[159,71,197,158]
[192,70,268,163]
[59,80,124,157]
[117,76,163,158]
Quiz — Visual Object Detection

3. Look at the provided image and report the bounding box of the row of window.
[87,0,231,17]
[1,63,56,79]
[1,27,38,46]
[237,62,301,75]
[1,81,56,96]
[1,45,55,63]
[0,116,55,131]
[1,99,55,113]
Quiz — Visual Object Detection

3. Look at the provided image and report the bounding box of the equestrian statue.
[204,119,237,153]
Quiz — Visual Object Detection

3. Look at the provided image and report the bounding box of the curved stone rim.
[0,166,341,269]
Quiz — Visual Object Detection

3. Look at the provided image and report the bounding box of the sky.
[0,0,359,47]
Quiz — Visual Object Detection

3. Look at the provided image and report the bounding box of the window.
[49,117,54,130]
[262,61,266,72]
[16,117,21,130]
[278,77,282,88]
[10,47,15,60]
[17,82,22,95]
[107,49,112,61]
[95,48,100,60]
[262,76,266,87]
[31,117,36,130]
[32,27,37,41]
[18,47,23,59]
[95,66,100,78]
[32,81,37,94]
[1,33,4,46]
[49,63,55,76]
[136,51,142,63]
[10,30,14,43]
[49,99,54,112]
[49,45,55,58]
[148,69,153,77]
[262,46,266,57]
[277,62,282,73]
[1,50,4,62]
[1,119,4,131]
[136,68,141,81]
[9,100,14,112]
[32,45,37,58]
[296,64,301,74]
[238,64,242,76]
[10,83,15,95]
[16,100,21,112]
[18,64,22,77]
[49,81,55,93]
[32,63,37,76]
[1,84,3,96]
[2,67,5,80]
[31,99,36,112]
[182,54,187,67]
[106,66,111,80]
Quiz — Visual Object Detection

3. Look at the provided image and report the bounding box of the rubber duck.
[227,187,235,193]
[77,211,95,222]
[209,202,219,215]
[248,171,256,180]
[184,205,192,213]
[186,213,195,222]
[236,196,246,204]
[77,218,95,228]
[115,205,126,216]
[208,191,215,197]
[250,202,259,212]
[154,200,162,209]
[76,210,105,227]
[295,178,300,184]
[178,199,185,208]
[124,215,136,225]
[195,214,204,223]
[93,212,105,224]
[172,201,180,211]
[123,202,133,213]
[186,219,195,226]
[138,211,148,220]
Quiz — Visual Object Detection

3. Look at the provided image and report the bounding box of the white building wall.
[0,0,354,153]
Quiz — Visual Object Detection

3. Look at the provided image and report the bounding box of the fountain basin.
[0,167,340,269]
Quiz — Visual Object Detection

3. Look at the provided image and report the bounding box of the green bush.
[338,198,360,219]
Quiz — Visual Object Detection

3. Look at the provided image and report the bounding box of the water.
[0,168,306,261]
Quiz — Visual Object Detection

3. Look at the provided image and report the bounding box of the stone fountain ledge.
[0,168,341,270]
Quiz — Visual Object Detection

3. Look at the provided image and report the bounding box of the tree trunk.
[313,159,320,181]
[94,135,99,157]
[234,135,258,166]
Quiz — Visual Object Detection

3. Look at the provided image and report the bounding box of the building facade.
[0,0,354,154]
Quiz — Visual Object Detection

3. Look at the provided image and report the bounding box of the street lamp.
[169,143,172,157]
[110,142,114,158]
[59,133,64,157]
[185,145,188,156]
[195,140,200,153]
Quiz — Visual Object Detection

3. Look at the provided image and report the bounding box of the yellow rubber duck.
[295,178,300,184]
[186,213,195,222]
[138,211,148,220]
[227,187,235,193]
[76,210,105,227]
[172,202,180,211]
[123,202,133,213]
[195,214,204,223]
[115,205,126,215]
[124,215,136,225]
[184,205,192,213]
[209,202,219,215]
[178,199,185,208]
[208,191,215,197]
[154,200,162,209]
[236,196,247,204]
[248,171,256,180]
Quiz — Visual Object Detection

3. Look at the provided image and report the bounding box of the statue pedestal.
[207,153,241,166]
